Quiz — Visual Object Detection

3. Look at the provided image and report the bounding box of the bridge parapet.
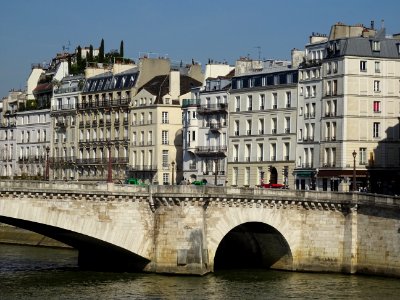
[0,180,399,211]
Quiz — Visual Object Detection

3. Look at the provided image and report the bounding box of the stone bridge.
[0,181,399,277]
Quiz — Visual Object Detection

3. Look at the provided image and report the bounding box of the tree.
[77,45,82,66]
[99,38,105,63]
[119,40,124,58]
[88,44,94,62]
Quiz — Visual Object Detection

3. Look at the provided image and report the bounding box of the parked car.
[261,183,285,189]
[192,179,207,186]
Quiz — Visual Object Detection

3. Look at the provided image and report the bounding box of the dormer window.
[371,40,380,52]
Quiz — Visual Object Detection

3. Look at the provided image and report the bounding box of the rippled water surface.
[0,244,399,299]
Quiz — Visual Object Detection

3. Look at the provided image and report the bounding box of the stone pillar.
[152,198,210,275]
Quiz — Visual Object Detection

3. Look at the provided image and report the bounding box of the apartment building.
[182,65,234,185]
[227,57,300,187]
[14,54,69,179]
[74,57,202,182]
[0,90,24,178]
[316,22,400,194]
[129,69,202,185]
[294,33,327,190]
[50,74,83,180]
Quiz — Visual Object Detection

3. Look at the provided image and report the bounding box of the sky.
[1,0,400,97]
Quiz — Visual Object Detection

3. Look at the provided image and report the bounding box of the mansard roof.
[326,36,400,59]
[82,68,138,93]
[140,74,202,104]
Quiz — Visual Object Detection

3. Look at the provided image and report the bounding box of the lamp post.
[171,161,175,185]
[107,142,113,183]
[214,158,218,186]
[45,146,50,181]
[352,150,357,192]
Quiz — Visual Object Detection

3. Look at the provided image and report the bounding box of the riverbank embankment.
[0,223,70,248]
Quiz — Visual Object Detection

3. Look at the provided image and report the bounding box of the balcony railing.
[77,98,130,110]
[182,99,200,108]
[75,157,129,165]
[51,104,76,111]
[129,165,157,171]
[197,103,228,114]
[54,86,81,95]
[196,145,227,155]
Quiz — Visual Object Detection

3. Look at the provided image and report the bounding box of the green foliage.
[99,39,105,63]
[119,40,124,58]
[18,102,26,111]
[26,99,38,110]
[88,44,94,61]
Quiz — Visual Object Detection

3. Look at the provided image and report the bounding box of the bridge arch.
[214,222,292,270]
[206,208,296,272]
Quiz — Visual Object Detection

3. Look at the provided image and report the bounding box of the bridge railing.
[0,180,399,208]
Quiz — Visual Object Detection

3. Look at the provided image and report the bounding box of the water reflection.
[1,245,399,300]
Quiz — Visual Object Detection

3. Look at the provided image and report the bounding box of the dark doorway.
[214,222,292,271]
[269,167,278,184]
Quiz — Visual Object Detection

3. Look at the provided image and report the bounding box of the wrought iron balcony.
[197,103,228,114]
[195,145,227,156]
[129,165,157,171]
[77,98,130,110]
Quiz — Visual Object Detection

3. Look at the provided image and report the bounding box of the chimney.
[371,20,375,30]
[169,70,180,99]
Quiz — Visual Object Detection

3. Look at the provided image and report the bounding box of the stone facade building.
[182,66,233,185]
[227,58,299,188]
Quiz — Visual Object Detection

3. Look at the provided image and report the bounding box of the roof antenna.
[255,46,261,60]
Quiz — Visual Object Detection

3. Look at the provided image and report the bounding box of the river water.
[0,244,399,299]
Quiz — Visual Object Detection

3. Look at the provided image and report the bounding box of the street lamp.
[171,161,175,185]
[45,146,50,181]
[352,150,357,192]
[214,158,219,186]
[107,142,113,183]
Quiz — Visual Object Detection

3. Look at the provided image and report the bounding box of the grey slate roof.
[327,37,400,59]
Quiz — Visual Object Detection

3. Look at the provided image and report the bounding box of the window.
[332,80,337,95]
[162,112,169,124]
[244,167,250,186]
[162,150,168,168]
[360,61,367,71]
[257,143,264,161]
[271,118,277,134]
[163,173,169,185]
[234,120,240,136]
[371,41,380,52]
[359,148,367,165]
[373,101,381,113]
[272,93,277,108]
[286,92,291,108]
[232,167,238,186]
[311,85,316,97]
[259,94,265,110]
[235,96,240,111]
[247,95,253,111]
[270,143,276,161]
[332,61,338,73]
[233,144,239,162]
[374,80,380,92]
[246,120,252,135]
[285,117,290,133]
[305,86,310,98]
[373,122,380,138]
[262,77,266,86]
[162,131,169,144]
[327,62,331,74]
[258,119,264,134]
[375,61,381,73]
